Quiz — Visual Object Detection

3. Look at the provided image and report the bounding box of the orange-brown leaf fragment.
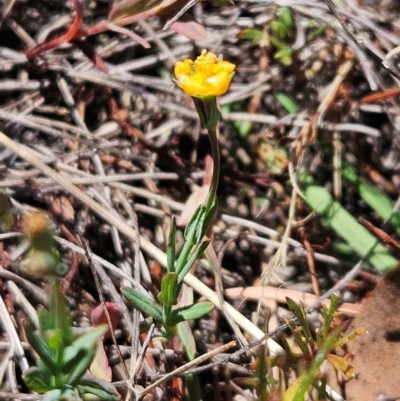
[91,302,120,338]
[345,264,400,400]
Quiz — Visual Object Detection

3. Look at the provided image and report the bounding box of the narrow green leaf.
[280,6,293,29]
[286,298,314,347]
[178,320,197,360]
[158,272,178,307]
[291,331,338,401]
[23,367,52,393]
[184,204,206,243]
[331,327,366,349]
[284,317,311,359]
[198,197,217,241]
[62,325,107,387]
[25,320,57,372]
[341,161,400,235]
[184,199,217,245]
[167,217,177,273]
[275,48,293,59]
[78,373,120,401]
[177,240,210,283]
[302,181,398,272]
[270,20,283,37]
[282,377,302,401]
[121,287,163,322]
[275,92,299,114]
[170,301,214,325]
[238,28,263,45]
[49,282,72,346]
[323,293,339,338]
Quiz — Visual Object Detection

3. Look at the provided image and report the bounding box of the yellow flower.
[174,50,235,98]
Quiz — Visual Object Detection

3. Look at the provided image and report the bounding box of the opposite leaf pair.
[122,213,214,341]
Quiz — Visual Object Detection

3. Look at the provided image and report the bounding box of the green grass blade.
[341,161,400,234]
[302,182,397,272]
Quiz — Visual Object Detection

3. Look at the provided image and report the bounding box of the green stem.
[192,96,221,212]
[174,97,221,279]
[204,127,220,211]
[163,304,172,326]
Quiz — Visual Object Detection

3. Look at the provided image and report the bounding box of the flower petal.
[174,50,235,98]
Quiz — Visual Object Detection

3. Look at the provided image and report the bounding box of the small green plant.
[122,51,236,344]
[239,6,295,66]
[122,216,214,340]
[282,294,365,399]
[23,281,119,401]
[239,295,365,400]
[18,211,119,400]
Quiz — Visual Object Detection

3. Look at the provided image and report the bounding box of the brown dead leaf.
[90,340,112,382]
[51,196,75,224]
[91,302,120,338]
[345,264,400,400]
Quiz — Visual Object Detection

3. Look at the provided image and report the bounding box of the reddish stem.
[26,0,86,59]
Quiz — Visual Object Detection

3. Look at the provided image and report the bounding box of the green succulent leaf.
[170,301,214,325]
[23,366,52,393]
[78,373,120,401]
[42,389,64,401]
[158,272,178,307]
[25,320,57,372]
[121,287,163,322]
[62,325,107,387]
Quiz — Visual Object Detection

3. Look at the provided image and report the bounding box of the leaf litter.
[1,0,400,399]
